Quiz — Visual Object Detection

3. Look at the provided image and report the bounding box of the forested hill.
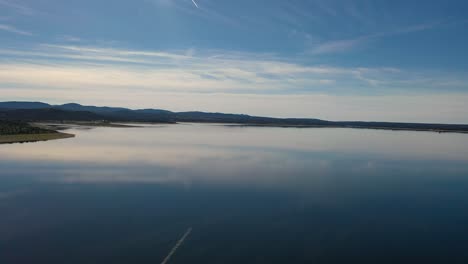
[0,120,56,135]
[1,101,468,133]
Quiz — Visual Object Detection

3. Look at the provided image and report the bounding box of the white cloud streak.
[0,44,354,93]
[0,44,467,122]
[191,0,199,8]
[0,44,464,94]
[310,21,442,54]
[0,24,33,36]
[0,0,35,15]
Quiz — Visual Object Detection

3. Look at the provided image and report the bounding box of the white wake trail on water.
[161,227,193,264]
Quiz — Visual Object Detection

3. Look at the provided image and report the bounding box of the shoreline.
[221,123,468,134]
[39,121,468,135]
[32,121,139,130]
[0,132,75,144]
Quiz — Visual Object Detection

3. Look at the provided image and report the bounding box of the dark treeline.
[0,120,55,135]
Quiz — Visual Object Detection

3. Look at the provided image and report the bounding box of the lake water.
[1,123,468,263]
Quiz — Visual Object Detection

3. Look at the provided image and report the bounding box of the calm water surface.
[1,124,468,263]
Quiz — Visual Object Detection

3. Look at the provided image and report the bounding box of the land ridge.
[1,101,468,134]
[0,120,74,144]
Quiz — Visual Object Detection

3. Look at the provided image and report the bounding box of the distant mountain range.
[1,101,468,133]
[0,101,329,125]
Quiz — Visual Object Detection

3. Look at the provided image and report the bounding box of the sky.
[0,0,467,123]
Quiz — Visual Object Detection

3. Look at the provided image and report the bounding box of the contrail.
[191,0,199,8]
[161,227,192,264]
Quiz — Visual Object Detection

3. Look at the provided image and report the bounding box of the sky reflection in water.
[1,124,468,263]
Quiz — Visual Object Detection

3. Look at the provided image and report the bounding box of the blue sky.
[0,0,467,122]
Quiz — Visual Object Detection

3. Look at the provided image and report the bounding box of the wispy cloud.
[59,35,83,42]
[0,43,467,122]
[0,43,465,96]
[0,50,466,122]
[0,24,33,36]
[0,0,35,15]
[191,0,199,9]
[310,21,443,54]
[0,45,341,93]
[310,36,369,55]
